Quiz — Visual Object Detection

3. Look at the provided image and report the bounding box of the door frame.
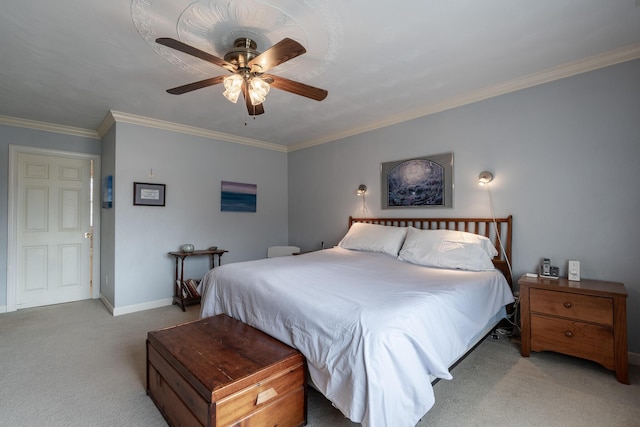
[7,145,101,312]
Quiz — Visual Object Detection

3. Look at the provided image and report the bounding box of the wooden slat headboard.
[349,215,513,287]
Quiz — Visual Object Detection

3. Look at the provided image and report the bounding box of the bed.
[199,216,514,427]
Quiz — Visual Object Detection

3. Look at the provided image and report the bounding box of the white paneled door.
[15,152,94,309]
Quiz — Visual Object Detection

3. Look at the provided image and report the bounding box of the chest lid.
[147,314,302,401]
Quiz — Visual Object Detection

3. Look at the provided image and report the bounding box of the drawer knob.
[563,301,572,308]
[565,330,574,338]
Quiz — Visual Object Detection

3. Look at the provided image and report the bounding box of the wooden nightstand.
[519,275,629,384]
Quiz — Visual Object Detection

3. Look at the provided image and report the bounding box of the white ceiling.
[1,0,639,150]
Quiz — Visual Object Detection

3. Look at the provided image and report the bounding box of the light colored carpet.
[0,300,638,426]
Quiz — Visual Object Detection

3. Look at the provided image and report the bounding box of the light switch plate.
[568,260,580,281]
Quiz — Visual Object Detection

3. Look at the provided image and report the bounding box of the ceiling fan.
[156,37,328,115]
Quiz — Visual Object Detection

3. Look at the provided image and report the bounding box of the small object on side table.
[519,275,628,384]
[168,248,228,311]
[180,243,194,253]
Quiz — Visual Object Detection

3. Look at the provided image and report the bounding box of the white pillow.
[338,222,408,256]
[399,227,498,271]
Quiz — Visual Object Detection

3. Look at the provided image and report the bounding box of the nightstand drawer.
[531,314,614,370]
[530,288,613,325]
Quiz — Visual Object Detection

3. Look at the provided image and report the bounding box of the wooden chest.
[147,314,306,426]
[519,276,628,384]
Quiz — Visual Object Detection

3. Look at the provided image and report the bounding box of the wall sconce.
[356,184,368,215]
[478,171,494,185]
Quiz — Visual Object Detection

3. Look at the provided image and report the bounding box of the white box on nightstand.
[568,260,580,281]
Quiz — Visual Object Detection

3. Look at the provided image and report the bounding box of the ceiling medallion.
[132,0,343,81]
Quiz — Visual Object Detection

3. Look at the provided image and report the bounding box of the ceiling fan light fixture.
[156,36,327,116]
[222,74,243,103]
[248,76,270,106]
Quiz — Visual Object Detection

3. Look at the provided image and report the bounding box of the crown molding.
[100,111,287,152]
[96,111,116,137]
[0,115,100,139]
[289,43,640,152]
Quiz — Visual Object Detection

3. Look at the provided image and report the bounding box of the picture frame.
[102,175,112,209]
[381,152,453,209]
[221,181,257,212]
[133,182,166,206]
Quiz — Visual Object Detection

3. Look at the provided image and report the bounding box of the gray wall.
[99,125,116,305]
[0,125,101,308]
[103,122,289,310]
[288,59,640,352]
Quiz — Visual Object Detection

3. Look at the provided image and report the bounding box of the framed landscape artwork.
[221,181,257,212]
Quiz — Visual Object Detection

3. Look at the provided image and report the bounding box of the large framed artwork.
[221,181,257,212]
[381,152,453,208]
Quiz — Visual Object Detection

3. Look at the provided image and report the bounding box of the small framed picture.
[133,182,166,206]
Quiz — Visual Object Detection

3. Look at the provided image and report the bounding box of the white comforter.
[199,247,514,427]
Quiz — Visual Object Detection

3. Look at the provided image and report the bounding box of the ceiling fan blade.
[249,38,306,73]
[166,76,226,95]
[265,74,328,101]
[156,37,236,72]
[242,84,265,115]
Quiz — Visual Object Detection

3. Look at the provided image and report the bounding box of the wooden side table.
[168,249,228,311]
[519,275,628,384]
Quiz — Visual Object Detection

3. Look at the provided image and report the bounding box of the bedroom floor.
[0,300,638,426]
[307,333,640,427]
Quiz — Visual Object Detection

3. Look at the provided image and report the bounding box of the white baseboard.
[100,295,174,316]
[629,352,640,366]
[99,294,115,314]
[0,296,174,317]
